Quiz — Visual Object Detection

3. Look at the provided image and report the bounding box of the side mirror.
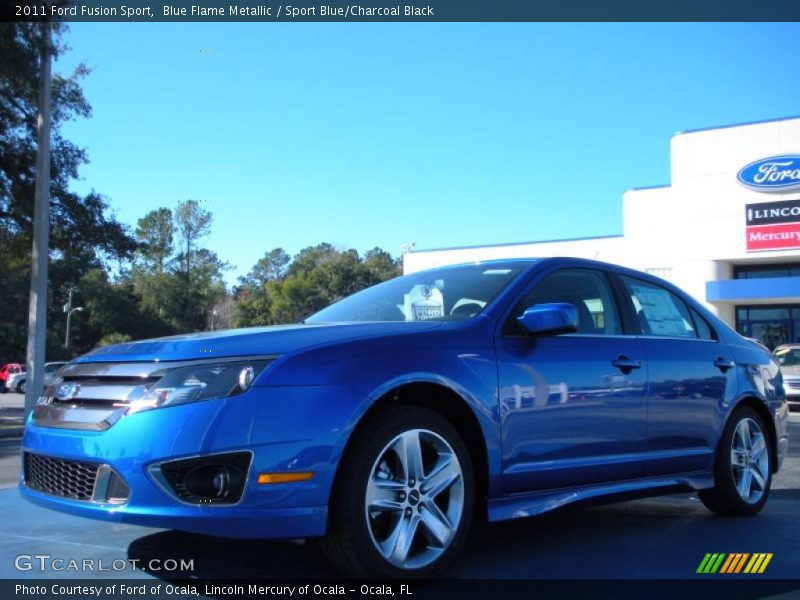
[517,303,578,336]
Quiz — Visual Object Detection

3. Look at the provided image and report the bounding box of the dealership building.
[403,115,800,349]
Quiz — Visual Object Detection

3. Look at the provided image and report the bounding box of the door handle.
[612,355,642,374]
[714,357,736,372]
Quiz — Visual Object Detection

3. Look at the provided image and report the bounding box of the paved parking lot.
[0,396,798,584]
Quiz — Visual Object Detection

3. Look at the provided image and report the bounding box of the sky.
[58,23,800,285]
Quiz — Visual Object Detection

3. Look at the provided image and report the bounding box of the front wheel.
[16,380,25,394]
[321,406,474,578]
[699,407,772,516]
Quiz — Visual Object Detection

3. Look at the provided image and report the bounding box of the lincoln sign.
[746,199,800,251]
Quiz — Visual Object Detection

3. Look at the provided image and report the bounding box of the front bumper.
[20,384,368,539]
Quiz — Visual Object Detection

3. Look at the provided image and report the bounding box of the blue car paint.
[20,258,789,538]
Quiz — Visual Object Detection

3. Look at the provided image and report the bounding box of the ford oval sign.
[738,155,800,192]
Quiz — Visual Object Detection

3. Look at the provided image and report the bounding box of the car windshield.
[307,261,531,323]
[774,347,800,366]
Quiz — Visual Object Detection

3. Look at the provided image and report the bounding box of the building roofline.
[408,233,624,255]
[624,183,671,193]
[672,114,800,138]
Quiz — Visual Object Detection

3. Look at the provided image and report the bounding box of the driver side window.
[507,269,621,336]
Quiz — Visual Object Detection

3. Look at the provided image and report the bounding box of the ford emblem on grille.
[738,155,800,192]
[55,382,80,401]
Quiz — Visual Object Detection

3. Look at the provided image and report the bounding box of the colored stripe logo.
[697,553,772,574]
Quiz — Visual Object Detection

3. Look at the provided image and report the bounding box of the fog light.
[155,451,251,505]
[184,464,243,499]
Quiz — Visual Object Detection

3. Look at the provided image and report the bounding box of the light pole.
[65,307,84,351]
[24,20,52,419]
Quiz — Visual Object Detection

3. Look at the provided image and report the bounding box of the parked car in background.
[9,362,67,394]
[0,363,23,393]
[20,258,789,577]
[773,344,800,410]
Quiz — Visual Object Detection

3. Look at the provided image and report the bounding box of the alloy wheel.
[364,428,464,570]
[730,417,769,504]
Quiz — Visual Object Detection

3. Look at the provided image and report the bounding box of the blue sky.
[59,23,800,285]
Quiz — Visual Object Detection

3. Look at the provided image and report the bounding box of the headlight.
[127,359,272,415]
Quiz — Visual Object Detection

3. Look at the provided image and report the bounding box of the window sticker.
[401,284,444,321]
[630,284,691,337]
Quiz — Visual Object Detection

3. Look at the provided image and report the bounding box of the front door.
[497,268,648,494]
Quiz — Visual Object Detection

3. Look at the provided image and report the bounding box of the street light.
[65,306,84,350]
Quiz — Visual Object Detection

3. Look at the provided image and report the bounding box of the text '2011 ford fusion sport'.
[20,258,789,577]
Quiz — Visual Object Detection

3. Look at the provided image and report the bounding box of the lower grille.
[24,452,99,501]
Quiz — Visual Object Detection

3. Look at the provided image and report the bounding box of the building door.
[736,306,800,350]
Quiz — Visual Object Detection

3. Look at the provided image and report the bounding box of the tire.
[321,405,474,578]
[16,380,25,394]
[699,407,772,516]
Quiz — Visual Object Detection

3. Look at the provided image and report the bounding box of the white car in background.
[7,362,67,394]
[773,345,800,411]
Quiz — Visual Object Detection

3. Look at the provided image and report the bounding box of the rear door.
[617,274,737,476]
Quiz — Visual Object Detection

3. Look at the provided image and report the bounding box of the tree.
[0,23,136,359]
[364,247,401,282]
[135,207,173,273]
[129,200,227,335]
[174,199,212,274]
[241,247,290,287]
[233,244,401,327]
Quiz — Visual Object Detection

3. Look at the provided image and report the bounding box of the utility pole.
[24,21,52,419]
[64,287,84,350]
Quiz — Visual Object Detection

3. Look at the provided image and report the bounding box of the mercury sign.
[737,155,800,192]
[746,199,800,251]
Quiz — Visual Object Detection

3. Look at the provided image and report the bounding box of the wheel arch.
[330,380,491,518]
[727,395,779,474]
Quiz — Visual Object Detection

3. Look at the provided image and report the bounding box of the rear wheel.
[321,406,474,578]
[699,407,772,516]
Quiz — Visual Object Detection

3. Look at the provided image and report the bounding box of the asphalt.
[0,410,798,585]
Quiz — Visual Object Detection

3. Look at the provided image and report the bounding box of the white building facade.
[403,115,800,349]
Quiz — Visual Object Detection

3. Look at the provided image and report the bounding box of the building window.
[736,305,800,350]
[734,264,800,279]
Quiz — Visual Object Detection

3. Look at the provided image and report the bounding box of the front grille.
[24,452,99,501]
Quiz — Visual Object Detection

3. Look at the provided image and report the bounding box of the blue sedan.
[20,258,789,577]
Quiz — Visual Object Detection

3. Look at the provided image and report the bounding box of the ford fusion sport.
[20,258,789,577]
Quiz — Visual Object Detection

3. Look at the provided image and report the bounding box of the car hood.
[74,321,444,363]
